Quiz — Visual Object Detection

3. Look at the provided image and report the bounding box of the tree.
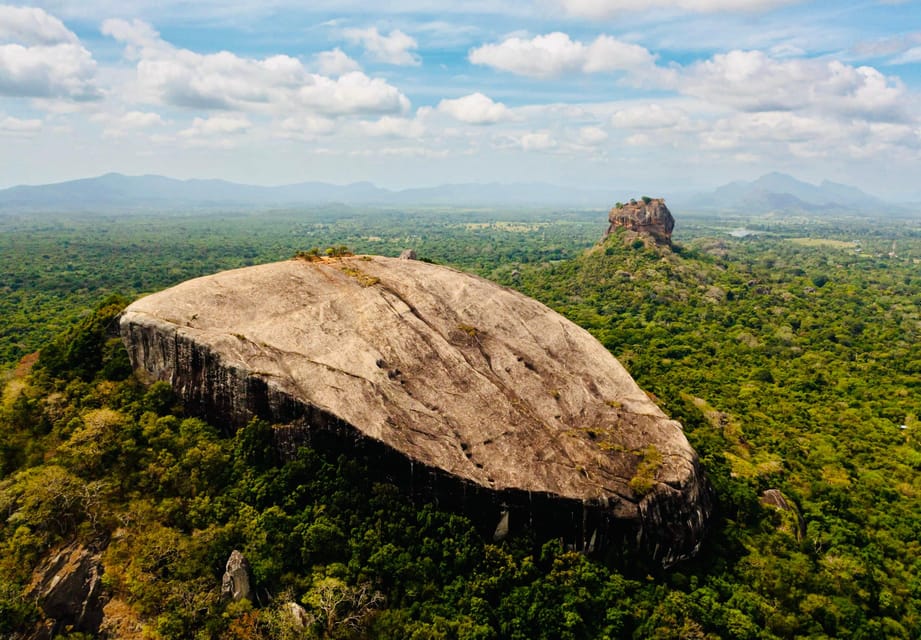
[304,575,384,638]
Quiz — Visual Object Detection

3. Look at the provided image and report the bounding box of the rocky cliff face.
[120,256,711,565]
[607,198,675,244]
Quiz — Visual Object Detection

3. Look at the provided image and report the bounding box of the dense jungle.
[1,207,919,639]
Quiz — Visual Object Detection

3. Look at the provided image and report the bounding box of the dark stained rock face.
[28,542,105,637]
[120,256,711,565]
[607,198,675,244]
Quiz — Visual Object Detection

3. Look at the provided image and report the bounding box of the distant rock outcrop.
[120,256,711,565]
[761,489,806,541]
[607,198,675,244]
[221,550,253,602]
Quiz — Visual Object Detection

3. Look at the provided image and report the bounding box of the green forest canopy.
[0,209,919,638]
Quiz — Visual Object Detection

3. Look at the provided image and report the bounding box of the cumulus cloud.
[0,5,78,45]
[0,113,42,135]
[358,115,424,137]
[103,18,410,116]
[695,109,921,161]
[180,114,251,140]
[716,111,842,146]
[576,126,608,145]
[677,50,908,121]
[349,145,450,159]
[343,27,420,66]
[277,114,337,140]
[503,130,558,152]
[299,72,410,115]
[0,5,99,100]
[437,92,511,124]
[610,104,692,130]
[99,18,161,56]
[314,48,361,76]
[557,0,801,18]
[118,110,164,129]
[101,110,165,137]
[469,32,656,78]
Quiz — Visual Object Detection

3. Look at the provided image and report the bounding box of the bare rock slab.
[120,256,711,565]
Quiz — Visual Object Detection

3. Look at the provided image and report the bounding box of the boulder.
[120,256,711,565]
[399,249,417,260]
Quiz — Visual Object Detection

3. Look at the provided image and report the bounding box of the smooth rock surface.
[120,256,710,563]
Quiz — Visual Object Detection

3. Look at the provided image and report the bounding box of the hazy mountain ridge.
[0,171,911,215]
[677,171,901,215]
[0,173,624,211]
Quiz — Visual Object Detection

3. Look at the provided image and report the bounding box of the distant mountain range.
[0,171,909,216]
[674,172,891,215]
[0,173,624,212]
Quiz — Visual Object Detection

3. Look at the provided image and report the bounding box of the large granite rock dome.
[120,255,710,565]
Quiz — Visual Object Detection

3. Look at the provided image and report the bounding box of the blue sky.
[1,1,920,197]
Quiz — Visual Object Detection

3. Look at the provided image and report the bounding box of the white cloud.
[343,27,420,66]
[582,36,660,73]
[278,114,337,140]
[119,110,164,128]
[576,125,608,145]
[685,107,921,162]
[0,5,78,45]
[0,113,42,135]
[469,32,656,78]
[557,0,801,18]
[358,115,424,137]
[348,145,450,159]
[512,131,558,151]
[610,104,692,130]
[437,92,511,124]
[298,72,410,115]
[314,48,361,76]
[0,6,99,100]
[892,46,921,64]
[99,17,161,56]
[103,18,410,116]
[180,114,251,137]
[623,132,651,146]
[853,31,921,64]
[721,111,842,145]
[101,109,165,137]
[678,50,908,121]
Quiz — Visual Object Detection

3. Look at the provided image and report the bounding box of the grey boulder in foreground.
[120,256,711,565]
